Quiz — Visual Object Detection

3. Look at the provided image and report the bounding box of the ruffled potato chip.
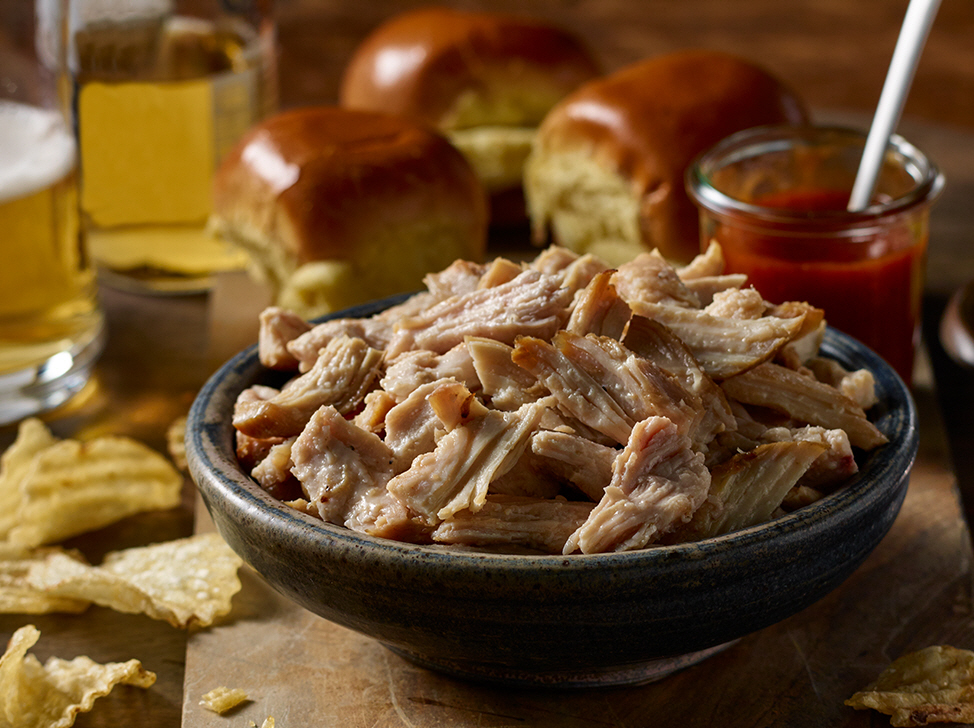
[0,419,183,547]
[166,416,188,472]
[200,685,249,714]
[26,533,244,628]
[0,419,57,539]
[846,645,974,726]
[0,545,90,615]
[0,624,155,728]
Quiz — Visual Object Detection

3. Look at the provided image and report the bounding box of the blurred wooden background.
[276,0,974,130]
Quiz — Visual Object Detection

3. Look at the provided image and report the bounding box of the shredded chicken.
[705,287,768,320]
[677,240,726,280]
[762,425,858,492]
[477,257,525,289]
[233,335,383,439]
[564,417,711,554]
[423,258,489,299]
[629,300,805,379]
[433,495,594,554]
[286,292,435,370]
[682,274,750,307]
[289,406,417,540]
[565,270,632,339]
[529,245,581,275]
[621,315,736,446]
[250,437,300,501]
[386,389,550,525]
[231,243,890,555]
[382,381,448,474]
[720,362,887,450]
[258,307,312,371]
[665,440,827,543]
[558,253,614,297]
[614,251,701,308]
[554,331,705,442]
[806,356,880,409]
[353,389,398,435]
[466,337,540,411]
[512,335,634,445]
[386,269,571,358]
[380,343,481,400]
[487,447,566,500]
[234,384,286,470]
[530,430,615,501]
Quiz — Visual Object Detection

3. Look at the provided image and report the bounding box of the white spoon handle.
[848,0,942,211]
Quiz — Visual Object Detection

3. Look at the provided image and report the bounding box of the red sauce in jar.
[715,188,926,383]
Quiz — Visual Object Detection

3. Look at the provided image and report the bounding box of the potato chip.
[27,533,244,628]
[0,420,183,547]
[846,645,974,726]
[166,416,188,472]
[0,419,57,540]
[200,686,249,714]
[0,624,155,728]
[0,545,90,615]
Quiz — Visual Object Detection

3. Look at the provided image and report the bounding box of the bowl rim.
[187,296,918,575]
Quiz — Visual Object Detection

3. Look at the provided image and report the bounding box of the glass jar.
[0,0,105,423]
[687,125,944,384]
[67,0,278,293]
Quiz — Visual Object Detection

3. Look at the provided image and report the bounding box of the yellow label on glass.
[77,68,259,282]
[79,78,214,227]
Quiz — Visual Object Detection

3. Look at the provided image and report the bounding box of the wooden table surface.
[4,1,974,726]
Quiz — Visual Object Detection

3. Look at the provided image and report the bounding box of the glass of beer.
[69,0,278,293]
[0,1,106,425]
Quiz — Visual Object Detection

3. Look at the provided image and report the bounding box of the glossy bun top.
[339,7,601,130]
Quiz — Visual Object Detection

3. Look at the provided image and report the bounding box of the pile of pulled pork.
[232,243,887,555]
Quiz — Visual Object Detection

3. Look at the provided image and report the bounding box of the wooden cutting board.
[180,355,974,727]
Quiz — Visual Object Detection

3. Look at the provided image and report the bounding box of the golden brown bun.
[339,6,600,228]
[211,106,488,318]
[525,50,810,265]
[339,6,600,131]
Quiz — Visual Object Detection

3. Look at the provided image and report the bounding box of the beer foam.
[0,102,76,203]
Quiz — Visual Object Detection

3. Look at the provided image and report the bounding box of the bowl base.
[385,640,739,689]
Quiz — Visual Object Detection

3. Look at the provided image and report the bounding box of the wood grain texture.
[275,0,974,130]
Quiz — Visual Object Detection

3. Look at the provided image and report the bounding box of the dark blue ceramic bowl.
[186,296,917,688]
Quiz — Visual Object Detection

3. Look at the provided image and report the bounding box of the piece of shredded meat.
[386,387,551,525]
[385,269,572,358]
[564,417,711,554]
[720,362,887,450]
[512,335,634,445]
[664,440,827,543]
[565,270,632,340]
[233,335,383,439]
[289,405,420,540]
[432,495,594,554]
[258,307,312,371]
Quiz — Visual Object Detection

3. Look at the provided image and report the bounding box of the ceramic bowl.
[185,297,917,688]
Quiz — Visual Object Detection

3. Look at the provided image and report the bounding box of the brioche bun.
[339,6,600,224]
[525,49,810,265]
[211,106,488,318]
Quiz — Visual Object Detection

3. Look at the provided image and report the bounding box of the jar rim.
[686,124,945,226]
